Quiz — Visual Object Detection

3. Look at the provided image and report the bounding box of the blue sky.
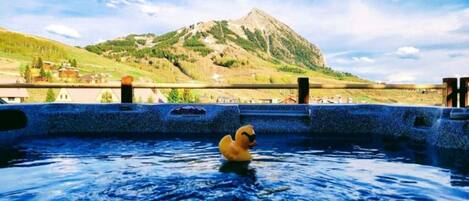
[1,0,468,83]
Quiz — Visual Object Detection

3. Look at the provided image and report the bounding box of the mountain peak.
[246,8,273,20]
[236,8,287,33]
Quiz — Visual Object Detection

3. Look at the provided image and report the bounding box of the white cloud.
[105,0,146,8]
[395,46,420,59]
[106,3,117,8]
[352,56,374,63]
[331,56,374,65]
[385,72,416,83]
[140,5,160,17]
[45,24,81,39]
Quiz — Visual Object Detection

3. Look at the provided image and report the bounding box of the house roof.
[280,96,297,103]
[58,88,106,103]
[0,88,29,98]
[58,67,78,72]
[80,73,109,79]
[0,77,29,98]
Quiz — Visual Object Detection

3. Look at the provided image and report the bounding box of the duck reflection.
[219,161,257,180]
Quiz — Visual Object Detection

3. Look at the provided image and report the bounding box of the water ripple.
[0,137,467,200]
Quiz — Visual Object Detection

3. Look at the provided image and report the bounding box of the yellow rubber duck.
[219,124,257,161]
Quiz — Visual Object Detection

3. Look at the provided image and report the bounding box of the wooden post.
[121,75,133,103]
[460,77,469,108]
[297,77,309,104]
[443,78,457,107]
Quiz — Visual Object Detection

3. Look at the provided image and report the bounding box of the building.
[0,78,29,103]
[258,98,279,104]
[216,96,238,103]
[56,88,118,103]
[43,61,56,71]
[0,89,29,103]
[58,63,79,79]
[80,73,109,84]
[55,88,167,103]
[280,96,297,104]
[58,67,79,79]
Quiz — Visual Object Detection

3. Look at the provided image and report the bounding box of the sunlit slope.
[0,28,154,80]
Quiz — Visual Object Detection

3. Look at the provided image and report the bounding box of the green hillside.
[0,28,155,80]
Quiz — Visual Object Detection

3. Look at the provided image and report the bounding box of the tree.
[45,89,55,102]
[39,66,47,78]
[24,64,33,83]
[36,57,43,69]
[182,89,200,103]
[168,89,181,103]
[31,57,37,68]
[45,72,53,82]
[100,91,113,103]
[182,89,192,103]
[70,59,77,67]
[147,95,154,103]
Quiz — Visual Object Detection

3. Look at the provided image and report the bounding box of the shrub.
[278,66,306,74]
[153,31,177,43]
[213,56,238,68]
[183,36,213,56]
[316,67,358,80]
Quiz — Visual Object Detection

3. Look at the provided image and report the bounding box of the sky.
[0,0,468,83]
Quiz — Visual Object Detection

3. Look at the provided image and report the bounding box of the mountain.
[85,8,354,84]
[233,8,325,67]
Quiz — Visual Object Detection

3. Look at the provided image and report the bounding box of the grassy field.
[0,29,157,81]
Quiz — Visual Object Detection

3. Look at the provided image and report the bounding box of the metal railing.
[0,76,467,107]
[0,83,446,89]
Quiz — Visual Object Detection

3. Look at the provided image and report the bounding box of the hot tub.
[0,104,468,200]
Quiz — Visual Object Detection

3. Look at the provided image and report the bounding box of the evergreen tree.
[45,72,53,82]
[39,66,47,78]
[45,89,55,102]
[181,89,200,103]
[36,57,43,69]
[182,89,192,103]
[71,59,77,67]
[147,95,154,103]
[24,64,33,83]
[31,57,37,68]
[168,89,181,103]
